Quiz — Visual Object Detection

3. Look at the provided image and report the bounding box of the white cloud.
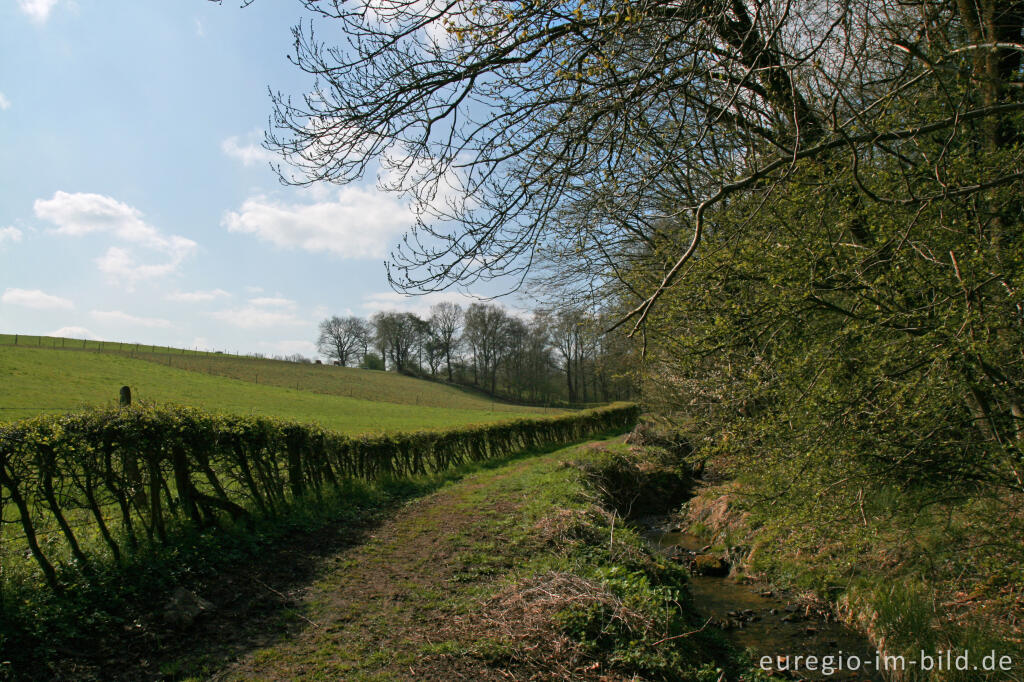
[0,92,10,111]
[0,227,23,244]
[249,296,295,308]
[18,0,59,23]
[360,291,495,318]
[37,191,164,245]
[222,187,412,259]
[90,310,173,328]
[34,191,197,286]
[221,134,276,166]
[210,306,306,329]
[95,245,192,288]
[2,288,73,310]
[49,326,101,340]
[194,18,205,38]
[301,184,335,202]
[165,288,231,303]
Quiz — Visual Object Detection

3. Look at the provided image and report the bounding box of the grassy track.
[0,345,547,432]
[199,438,744,680]
[43,436,751,681]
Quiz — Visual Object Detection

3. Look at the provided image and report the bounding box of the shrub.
[0,402,639,596]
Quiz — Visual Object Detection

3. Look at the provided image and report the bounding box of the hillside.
[0,341,556,433]
[126,350,554,413]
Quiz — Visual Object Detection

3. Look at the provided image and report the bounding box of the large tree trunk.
[956,0,1024,149]
[565,358,574,403]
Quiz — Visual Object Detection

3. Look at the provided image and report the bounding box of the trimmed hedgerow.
[0,402,639,594]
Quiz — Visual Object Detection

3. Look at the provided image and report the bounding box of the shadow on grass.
[2,432,627,681]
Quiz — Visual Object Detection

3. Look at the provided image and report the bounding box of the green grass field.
[124,350,552,413]
[0,341,557,433]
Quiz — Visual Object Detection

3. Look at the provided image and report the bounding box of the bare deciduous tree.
[317,316,370,366]
[428,301,463,381]
[463,303,511,395]
[371,311,428,373]
[259,1,1021,346]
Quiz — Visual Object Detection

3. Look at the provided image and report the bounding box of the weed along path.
[182,437,756,681]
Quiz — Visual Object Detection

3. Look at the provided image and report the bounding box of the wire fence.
[0,333,247,357]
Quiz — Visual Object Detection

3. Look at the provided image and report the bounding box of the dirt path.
[57,434,878,681]
[103,437,753,681]
[211,456,546,680]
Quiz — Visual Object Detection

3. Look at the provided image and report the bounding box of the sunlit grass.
[0,345,550,432]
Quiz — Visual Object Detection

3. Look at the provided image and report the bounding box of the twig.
[650,616,713,646]
[251,576,321,629]
[858,487,868,527]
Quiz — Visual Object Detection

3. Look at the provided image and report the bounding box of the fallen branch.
[650,616,713,646]
[251,576,321,629]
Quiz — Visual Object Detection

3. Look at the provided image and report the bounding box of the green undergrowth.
[590,403,1024,681]
[0,445,578,680]
[382,438,773,680]
[542,445,756,680]
[683,467,1024,681]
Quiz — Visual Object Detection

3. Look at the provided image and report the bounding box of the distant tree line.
[316,303,636,405]
[246,352,316,364]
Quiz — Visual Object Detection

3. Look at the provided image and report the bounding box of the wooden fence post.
[119,387,145,508]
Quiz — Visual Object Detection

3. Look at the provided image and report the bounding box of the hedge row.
[0,402,639,592]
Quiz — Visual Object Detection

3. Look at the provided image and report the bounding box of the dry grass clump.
[530,507,612,549]
[449,571,649,680]
[528,507,654,573]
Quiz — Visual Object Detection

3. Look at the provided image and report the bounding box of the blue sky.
[0,0,491,357]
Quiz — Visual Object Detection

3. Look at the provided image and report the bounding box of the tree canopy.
[265,1,1022,324]
[203,0,1024,652]
[269,0,1024,493]
[264,1,1024,620]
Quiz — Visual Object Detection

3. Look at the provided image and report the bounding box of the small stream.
[644,521,883,681]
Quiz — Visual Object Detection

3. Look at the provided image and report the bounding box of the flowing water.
[648,524,883,681]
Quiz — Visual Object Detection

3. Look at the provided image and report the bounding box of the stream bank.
[579,428,884,680]
[639,518,883,681]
